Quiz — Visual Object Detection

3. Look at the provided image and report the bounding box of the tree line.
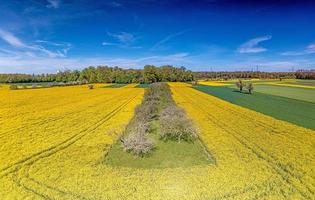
[195,71,298,80]
[295,70,315,79]
[0,65,194,83]
[195,70,315,80]
[1,67,314,83]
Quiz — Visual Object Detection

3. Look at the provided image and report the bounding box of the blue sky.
[0,0,314,73]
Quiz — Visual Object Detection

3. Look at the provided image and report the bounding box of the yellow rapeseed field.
[169,82,315,200]
[0,85,144,199]
[1,83,314,199]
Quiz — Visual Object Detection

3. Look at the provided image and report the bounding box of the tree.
[247,82,254,94]
[236,80,245,92]
[143,65,159,83]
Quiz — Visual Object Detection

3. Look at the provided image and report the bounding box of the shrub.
[121,124,155,156]
[247,82,254,94]
[159,105,197,143]
[236,80,245,92]
[21,85,27,89]
[88,84,94,89]
[192,80,198,85]
[9,85,18,90]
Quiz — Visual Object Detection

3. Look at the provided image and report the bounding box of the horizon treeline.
[195,69,315,80]
[0,66,314,83]
[0,65,194,84]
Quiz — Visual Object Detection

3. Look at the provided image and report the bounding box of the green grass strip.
[246,84,315,103]
[104,84,128,88]
[136,83,150,88]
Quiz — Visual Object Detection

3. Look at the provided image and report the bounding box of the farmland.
[1,80,315,199]
[196,80,315,130]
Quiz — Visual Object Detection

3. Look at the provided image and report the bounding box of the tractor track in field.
[1,93,140,199]
[188,88,315,183]
[190,87,315,148]
[175,88,315,200]
[0,92,131,139]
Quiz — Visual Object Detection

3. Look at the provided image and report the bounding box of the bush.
[21,85,27,89]
[247,82,254,94]
[9,85,18,90]
[121,124,155,156]
[236,79,245,92]
[88,84,94,89]
[159,105,197,143]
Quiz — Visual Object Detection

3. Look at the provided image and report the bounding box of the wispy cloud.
[107,32,135,44]
[0,29,70,58]
[102,42,119,46]
[0,52,190,73]
[281,43,315,56]
[151,30,189,50]
[0,29,25,48]
[103,31,141,49]
[108,1,122,7]
[46,0,60,9]
[238,35,272,53]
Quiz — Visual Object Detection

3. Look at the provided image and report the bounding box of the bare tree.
[247,82,254,94]
[235,80,245,92]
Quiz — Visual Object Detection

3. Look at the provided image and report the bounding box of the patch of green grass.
[193,85,315,130]
[278,79,315,86]
[103,120,213,169]
[244,84,315,103]
[136,83,150,88]
[104,84,128,88]
[103,83,213,169]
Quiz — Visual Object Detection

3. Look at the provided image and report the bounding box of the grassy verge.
[104,84,128,88]
[136,83,150,88]
[103,83,213,169]
[193,84,315,130]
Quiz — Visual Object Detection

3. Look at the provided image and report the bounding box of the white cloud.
[103,32,142,49]
[46,0,60,9]
[0,29,70,58]
[281,43,315,56]
[306,44,315,53]
[238,35,272,53]
[0,29,26,48]
[109,1,122,7]
[151,30,188,50]
[107,32,135,44]
[0,53,190,73]
[102,42,119,46]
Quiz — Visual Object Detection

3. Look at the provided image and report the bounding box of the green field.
[278,79,315,86]
[193,85,315,130]
[242,84,315,103]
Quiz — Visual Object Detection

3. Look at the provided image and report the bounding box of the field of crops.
[170,82,315,199]
[0,85,144,199]
[1,82,315,199]
[195,80,315,130]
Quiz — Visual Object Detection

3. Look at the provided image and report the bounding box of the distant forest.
[0,66,314,83]
[0,65,194,84]
[195,69,315,80]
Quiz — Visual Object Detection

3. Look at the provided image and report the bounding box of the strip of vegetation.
[193,84,315,130]
[9,81,87,90]
[104,84,128,88]
[104,83,213,168]
[136,83,150,88]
